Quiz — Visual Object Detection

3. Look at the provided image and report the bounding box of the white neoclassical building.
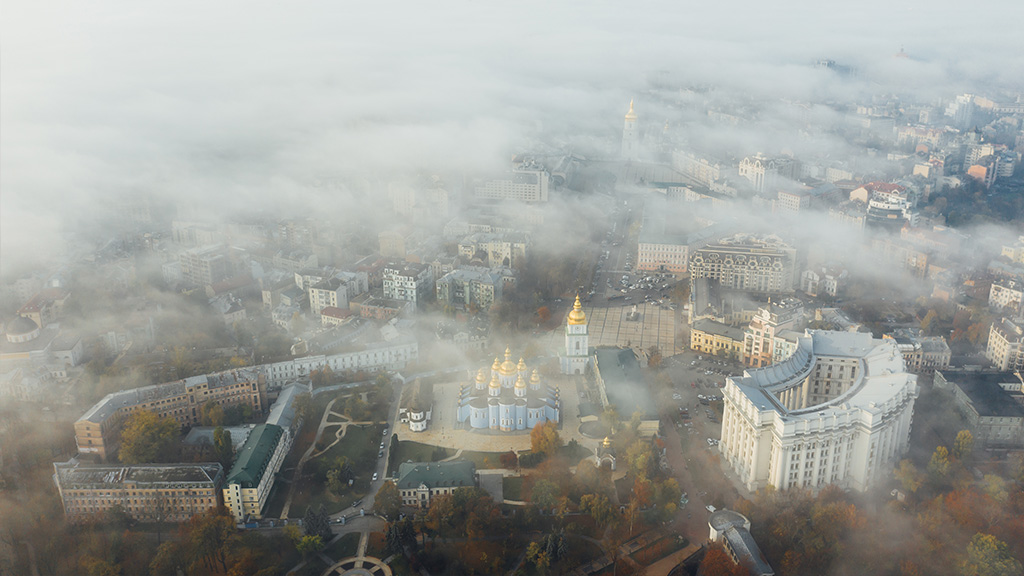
[719,330,918,493]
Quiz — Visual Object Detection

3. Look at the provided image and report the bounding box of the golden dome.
[517,357,527,371]
[476,368,487,384]
[515,373,527,388]
[624,99,637,121]
[492,357,501,371]
[531,369,541,384]
[603,436,612,447]
[500,347,518,376]
[489,373,501,388]
[567,294,587,325]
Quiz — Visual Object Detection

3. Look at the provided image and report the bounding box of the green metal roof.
[397,461,476,491]
[225,424,283,488]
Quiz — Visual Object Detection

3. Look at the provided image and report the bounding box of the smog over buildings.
[2,1,1024,575]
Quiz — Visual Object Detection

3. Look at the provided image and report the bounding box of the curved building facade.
[719,330,917,492]
[456,348,560,432]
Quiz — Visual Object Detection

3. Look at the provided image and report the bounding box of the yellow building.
[54,459,223,523]
[222,423,289,522]
[690,319,744,359]
[75,368,267,461]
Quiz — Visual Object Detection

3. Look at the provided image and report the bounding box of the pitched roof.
[397,461,476,491]
[225,424,284,488]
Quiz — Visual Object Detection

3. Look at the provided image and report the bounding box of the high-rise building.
[720,331,918,492]
[622,100,639,161]
[986,318,1024,371]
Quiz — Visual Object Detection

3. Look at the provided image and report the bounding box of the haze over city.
[2,2,1024,575]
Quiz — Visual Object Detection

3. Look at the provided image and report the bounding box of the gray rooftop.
[54,459,223,488]
[944,371,1024,418]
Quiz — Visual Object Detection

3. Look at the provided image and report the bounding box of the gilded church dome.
[567,294,587,325]
[476,368,487,384]
[499,346,518,376]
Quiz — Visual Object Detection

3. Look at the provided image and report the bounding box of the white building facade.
[719,331,918,493]
[560,295,591,375]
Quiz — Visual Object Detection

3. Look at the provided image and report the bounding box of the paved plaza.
[541,302,678,354]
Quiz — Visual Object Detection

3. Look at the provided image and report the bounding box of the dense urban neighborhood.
[3,3,1024,576]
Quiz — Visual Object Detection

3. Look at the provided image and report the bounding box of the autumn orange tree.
[530,420,562,457]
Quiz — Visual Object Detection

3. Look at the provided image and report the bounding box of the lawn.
[324,532,360,561]
[288,424,382,517]
[455,450,506,469]
[387,441,454,476]
[502,476,525,501]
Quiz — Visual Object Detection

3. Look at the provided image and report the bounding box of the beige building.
[986,318,1024,371]
[54,459,223,523]
[396,461,478,508]
[743,300,805,368]
[720,331,917,492]
[75,368,267,461]
[473,162,549,202]
[883,330,951,374]
[690,234,798,295]
[382,262,434,304]
[222,423,289,521]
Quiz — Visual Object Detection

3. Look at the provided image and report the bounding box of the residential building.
[989,279,1024,315]
[382,262,434,304]
[396,461,478,508]
[473,160,549,202]
[457,348,560,432]
[743,299,805,368]
[800,267,847,298]
[222,424,289,522]
[871,238,930,279]
[720,331,918,492]
[349,293,416,321]
[457,233,529,269]
[54,459,223,523]
[435,267,510,311]
[986,318,1024,371]
[690,235,798,295]
[690,319,744,358]
[738,154,794,194]
[708,509,775,576]
[308,273,367,317]
[75,368,267,461]
[935,370,1024,449]
[178,245,232,287]
[17,288,70,328]
[883,329,951,373]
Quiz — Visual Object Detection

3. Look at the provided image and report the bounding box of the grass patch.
[365,532,387,559]
[455,450,505,469]
[318,423,383,465]
[324,532,360,560]
[560,441,594,462]
[503,476,525,501]
[387,441,454,476]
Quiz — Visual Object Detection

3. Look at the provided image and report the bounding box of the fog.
[3,1,1024,275]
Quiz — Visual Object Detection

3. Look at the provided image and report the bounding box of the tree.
[647,345,662,369]
[928,446,951,482]
[699,543,748,576]
[385,518,416,556]
[580,493,617,527]
[213,426,233,469]
[499,450,518,470]
[953,430,975,461]
[296,535,325,559]
[119,410,179,464]
[293,392,314,428]
[895,459,924,494]
[374,480,402,519]
[326,457,355,495]
[531,479,560,511]
[303,505,331,541]
[530,420,562,456]
[920,310,939,335]
[960,533,1022,576]
[201,400,225,427]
